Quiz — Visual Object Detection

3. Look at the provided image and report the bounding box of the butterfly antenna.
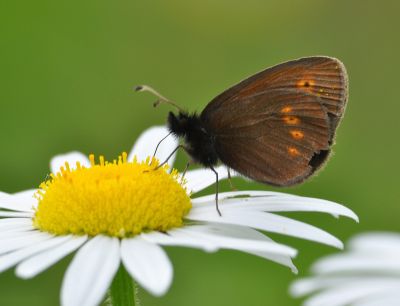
[134,85,184,112]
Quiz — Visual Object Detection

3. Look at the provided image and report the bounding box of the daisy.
[290,232,400,306]
[0,126,358,306]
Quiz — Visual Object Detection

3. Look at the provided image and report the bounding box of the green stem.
[109,265,138,306]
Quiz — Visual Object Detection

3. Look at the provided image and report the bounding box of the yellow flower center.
[34,153,191,238]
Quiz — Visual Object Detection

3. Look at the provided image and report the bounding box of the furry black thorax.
[167,111,219,167]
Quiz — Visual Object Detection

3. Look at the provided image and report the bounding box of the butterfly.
[136,56,348,215]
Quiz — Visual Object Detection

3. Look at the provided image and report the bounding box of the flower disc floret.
[34,153,191,237]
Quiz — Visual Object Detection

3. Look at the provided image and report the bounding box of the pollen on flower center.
[34,153,191,238]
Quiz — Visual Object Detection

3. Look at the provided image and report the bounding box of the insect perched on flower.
[136,56,348,215]
[0,127,357,306]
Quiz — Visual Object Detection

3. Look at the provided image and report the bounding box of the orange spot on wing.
[297,79,315,91]
[288,147,300,156]
[290,130,304,139]
[282,116,300,125]
[281,106,292,113]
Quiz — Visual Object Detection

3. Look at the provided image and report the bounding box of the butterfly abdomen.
[167,111,219,167]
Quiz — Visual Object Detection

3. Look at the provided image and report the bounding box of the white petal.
[12,189,37,198]
[0,235,70,273]
[0,229,35,239]
[17,235,88,279]
[185,166,238,194]
[0,202,34,212]
[61,236,120,306]
[12,189,38,210]
[0,211,33,218]
[312,253,400,275]
[121,237,173,296]
[50,151,91,174]
[250,249,298,273]
[177,224,297,256]
[349,232,400,253]
[0,191,9,200]
[187,209,343,248]
[193,190,294,204]
[290,275,400,297]
[353,294,400,306]
[185,223,298,270]
[0,231,52,255]
[290,276,365,297]
[0,190,36,212]
[0,219,35,237]
[0,218,33,230]
[128,126,178,165]
[192,192,358,222]
[144,224,298,272]
[141,230,218,252]
[301,280,400,306]
[186,222,267,241]
[174,224,298,272]
[0,224,34,234]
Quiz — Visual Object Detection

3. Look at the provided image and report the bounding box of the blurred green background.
[1,1,399,305]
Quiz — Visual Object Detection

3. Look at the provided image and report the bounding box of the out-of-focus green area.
[1,1,399,305]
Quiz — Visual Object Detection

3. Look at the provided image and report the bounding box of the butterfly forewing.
[201,56,348,186]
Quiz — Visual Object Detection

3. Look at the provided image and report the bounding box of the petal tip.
[290,265,299,274]
[15,267,32,279]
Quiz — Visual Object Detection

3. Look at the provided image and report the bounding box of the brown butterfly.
[136,56,348,215]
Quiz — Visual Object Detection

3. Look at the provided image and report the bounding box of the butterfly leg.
[180,161,191,184]
[152,145,185,171]
[152,131,173,159]
[227,168,237,191]
[210,166,221,216]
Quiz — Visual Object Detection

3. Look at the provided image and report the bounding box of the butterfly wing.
[201,56,348,186]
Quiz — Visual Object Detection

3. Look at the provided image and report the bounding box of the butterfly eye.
[282,116,300,125]
[297,79,315,89]
[290,130,304,139]
[288,147,300,156]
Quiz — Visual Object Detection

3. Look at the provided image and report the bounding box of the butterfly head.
[167,111,191,137]
[167,111,207,139]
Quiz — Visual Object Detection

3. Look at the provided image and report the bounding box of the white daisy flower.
[0,126,358,306]
[290,232,400,306]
